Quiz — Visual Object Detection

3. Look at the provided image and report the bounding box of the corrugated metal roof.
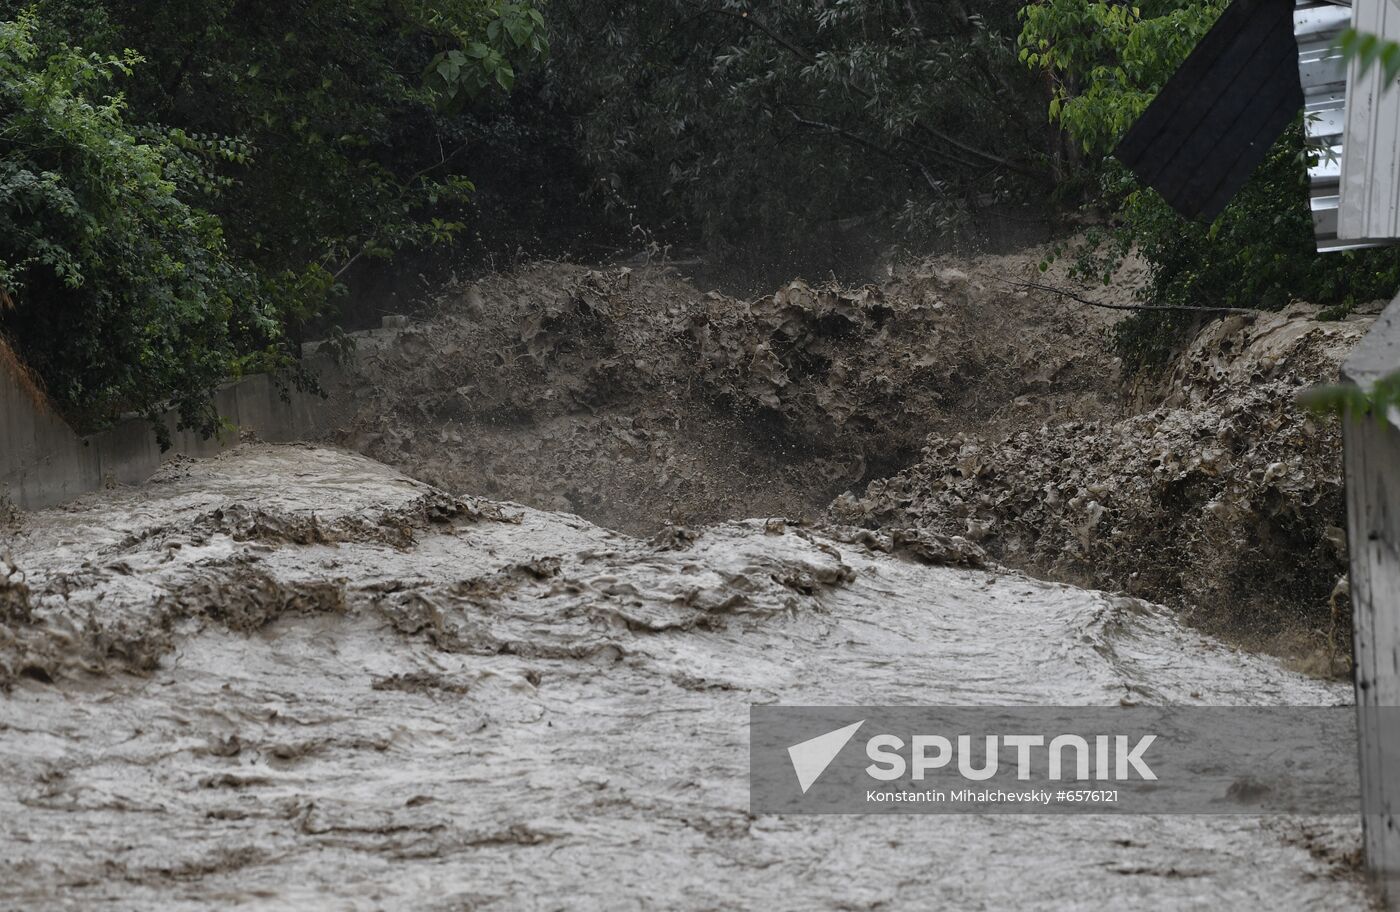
[1296,0,1354,250]
[1115,0,1304,221]
[1338,0,1400,243]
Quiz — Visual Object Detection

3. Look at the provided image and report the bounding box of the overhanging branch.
[1007,281,1258,315]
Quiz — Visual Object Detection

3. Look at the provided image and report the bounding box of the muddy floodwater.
[0,445,1370,909]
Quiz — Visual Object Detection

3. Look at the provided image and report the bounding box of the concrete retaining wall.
[0,326,392,511]
[1344,295,1400,907]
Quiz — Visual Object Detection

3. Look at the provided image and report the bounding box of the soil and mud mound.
[835,307,1371,662]
[330,247,1369,661]
[0,445,1372,908]
[334,251,1120,535]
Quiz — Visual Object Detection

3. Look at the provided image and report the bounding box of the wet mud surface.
[333,253,1122,536]
[0,446,1372,909]
[327,252,1374,662]
[837,307,1372,662]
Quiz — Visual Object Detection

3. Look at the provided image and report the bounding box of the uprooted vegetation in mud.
[327,250,1375,664]
[0,555,29,627]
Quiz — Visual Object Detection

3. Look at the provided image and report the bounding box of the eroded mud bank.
[0,446,1370,909]
[837,307,1371,660]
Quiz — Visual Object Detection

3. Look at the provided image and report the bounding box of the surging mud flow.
[0,243,1383,908]
[339,255,1124,535]
[334,248,1370,660]
[0,446,1369,908]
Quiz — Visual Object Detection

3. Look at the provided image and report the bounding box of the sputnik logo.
[787,720,865,794]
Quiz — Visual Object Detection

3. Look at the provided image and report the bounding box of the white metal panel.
[1339,0,1400,242]
[1297,1,1354,250]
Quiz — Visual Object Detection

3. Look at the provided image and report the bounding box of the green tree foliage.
[0,12,260,439]
[0,0,543,441]
[1342,27,1400,84]
[1300,370,1400,422]
[1019,0,1400,367]
[544,0,1051,259]
[14,0,1394,442]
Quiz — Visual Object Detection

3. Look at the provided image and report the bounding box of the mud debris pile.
[835,308,1371,656]
[0,445,1370,908]
[334,254,1119,534]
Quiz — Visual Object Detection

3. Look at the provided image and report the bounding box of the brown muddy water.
[0,445,1371,909]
